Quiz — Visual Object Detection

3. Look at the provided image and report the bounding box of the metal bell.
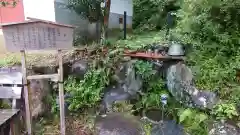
[168,42,185,56]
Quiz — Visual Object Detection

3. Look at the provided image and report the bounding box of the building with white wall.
[0,0,133,41]
[109,0,133,28]
[22,0,133,29]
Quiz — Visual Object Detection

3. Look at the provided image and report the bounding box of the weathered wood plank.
[0,67,21,74]
[0,72,22,85]
[0,87,22,99]
[27,74,58,80]
[0,109,19,127]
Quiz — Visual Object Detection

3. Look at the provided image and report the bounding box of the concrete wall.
[108,13,132,29]
[54,1,89,32]
[109,0,133,29]
[110,0,133,16]
[54,0,99,40]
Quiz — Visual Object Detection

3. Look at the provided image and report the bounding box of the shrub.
[65,68,109,111]
[133,0,180,31]
[173,0,240,92]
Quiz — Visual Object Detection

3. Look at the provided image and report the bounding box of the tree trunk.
[100,24,106,45]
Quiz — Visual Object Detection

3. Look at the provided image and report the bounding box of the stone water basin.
[94,110,186,135]
[142,108,185,135]
[94,113,143,135]
[142,108,173,123]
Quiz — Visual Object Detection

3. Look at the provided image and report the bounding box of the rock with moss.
[166,62,219,109]
[101,60,143,113]
[151,120,185,135]
[209,121,240,135]
[70,60,88,79]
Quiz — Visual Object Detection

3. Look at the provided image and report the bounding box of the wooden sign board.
[1,20,74,52]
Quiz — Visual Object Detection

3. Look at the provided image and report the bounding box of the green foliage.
[50,95,59,115]
[0,100,11,109]
[165,1,240,132]
[173,0,240,92]
[68,0,108,44]
[33,118,48,135]
[1,0,18,7]
[65,68,109,111]
[134,60,156,81]
[138,79,168,109]
[178,108,209,135]
[226,86,240,103]
[175,0,240,46]
[0,54,21,67]
[133,60,169,110]
[143,123,152,135]
[133,0,180,31]
[67,0,103,22]
[132,60,181,121]
[211,103,239,121]
[112,101,134,114]
[116,31,167,50]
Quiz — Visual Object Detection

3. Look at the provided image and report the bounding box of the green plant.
[33,118,47,135]
[227,86,240,103]
[66,68,109,111]
[178,108,209,135]
[116,31,166,50]
[134,60,156,81]
[50,95,59,115]
[0,0,18,7]
[67,0,103,22]
[112,101,134,114]
[172,0,240,92]
[0,100,11,109]
[133,0,180,31]
[133,60,172,112]
[143,123,152,135]
[139,91,162,110]
[140,79,168,109]
[68,0,110,44]
[211,103,239,121]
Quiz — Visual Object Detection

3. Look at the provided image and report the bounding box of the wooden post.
[20,50,32,135]
[1,20,74,135]
[58,50,66,135]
